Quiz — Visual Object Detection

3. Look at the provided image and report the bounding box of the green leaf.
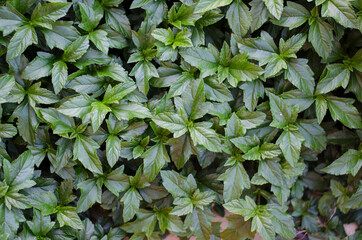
[143,143,170,181]
[78,2,103,32]
[31,2,71,24]
[285,58,315,96]
[238,31,278,65]
[264,54,286,78]
[103,82,136,104]
[52,60,68,94]
[204,77,233,102]
[97,61,132,82]
[121,210,157,237]
[168,4,202,28]
[152,112,188,137]
[104,166,130,195]
[322,149,362,176]
[151,28,174,45]
[224,196,257,219]
[77,179,102,212]
[0,74,15,104]
[4,151,34,189]
[315,64,350,94]
[0,124,17,139]
[321,0,358,29]
[121,187,142,222]
[218,161,250,202]
[296,119,326,151]
[130,61,158,95]
[240,80,264,111]
[111,102,152,120]
[160,170,197,198]
[26,209,55,236]
[57,179,76,206]
[58,94,93,121]
[325,96,362,129]
[308,18,334,59]
[259,159,287,187]
[228,53,264,87]
[226,0,251,37]
[57,206,83,230]
[268,204,296,239]
[268,92,298,128]
[89,29,109,54]
[22,53,55,80]
[41,21,80,50]
[277,129,304,167]
[170,134,195,170]
[315,95,328,124]
[74,135,102,174]
[251,213,274,240]
[195,0,233,13]
[272,1,310,29]
[12,100,39,144]
[184,208,213,240]
[29,191,57,215]
[106,135,121,168]
[105,8,131,38]
[62,36,89,62]
[90,101,111,132]
[173,28,193,48]
[180,45,219,78]
[262,0,284,20]
[0,5,25,36]
[250,0,270,32]
[190,122,222,152]
[27,82,59,105]
[6,25,37,60]
[345,182,362,209]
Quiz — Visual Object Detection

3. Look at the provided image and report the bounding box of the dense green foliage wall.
[0,0,361,239]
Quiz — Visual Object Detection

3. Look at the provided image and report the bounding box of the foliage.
[0,0,361,239]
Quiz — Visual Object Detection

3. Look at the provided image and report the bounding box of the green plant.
[0,0,361,239]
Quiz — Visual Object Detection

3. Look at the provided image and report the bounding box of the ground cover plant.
[0,0,361,239]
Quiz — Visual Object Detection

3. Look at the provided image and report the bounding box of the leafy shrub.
[0,0,361,239]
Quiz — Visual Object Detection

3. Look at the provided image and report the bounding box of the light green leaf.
[272,1,309,29]
[22,53,55,80]
[52,60,68,94]
[143,143,170,181]
[285,58,315,96]
[74,135,102,174]
[218,161,250,202]
[7,25,37,60]
[180,45,219,78]
[326,96,362,129]
[106,135,121,168]
[121,187,142,222]
[190,122,222,152]
[62,36,89,62]
[195,0,233,13]
[321,0,358,28]
[322,149,362,176]
[226,0,251,37]
[0,74,16,104]
[31,2,71,24]
[315,64,350,94]
[308,18,334,59]
[296,119,326,151]
[57,207,83,230]
[277,129,304,167]
[89,29,109,54]
[262,0,284,19]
